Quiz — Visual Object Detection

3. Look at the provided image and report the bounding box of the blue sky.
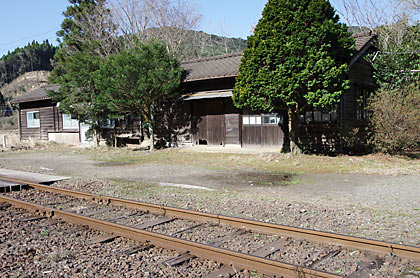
[0,0,349,57]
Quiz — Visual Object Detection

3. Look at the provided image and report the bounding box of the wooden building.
[12,31,377,151]
[180,31,378,151]
[12,85,83,144]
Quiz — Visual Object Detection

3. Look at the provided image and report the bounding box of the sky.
[0,0,351,57]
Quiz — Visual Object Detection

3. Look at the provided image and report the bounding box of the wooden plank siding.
[19,99,79,141]
[224,114,240,144]
[261,126,284,146]
[20,108,41,140]
[242,126,262,146]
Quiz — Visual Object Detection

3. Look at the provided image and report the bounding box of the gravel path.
[1,150,420,212]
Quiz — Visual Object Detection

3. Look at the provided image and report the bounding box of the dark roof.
[181,52,242,82]
[11,84,59,104]
[352,30,377,51]
[181,31,377,82]
[13,32,377,105]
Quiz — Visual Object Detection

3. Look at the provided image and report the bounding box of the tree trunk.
[288,104,301,154]
[148,105,155,151]
[93,128,99,148]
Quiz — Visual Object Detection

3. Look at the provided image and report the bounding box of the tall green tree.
[49,0,116,146]
[96,41,182,150]
[232,0,354,152]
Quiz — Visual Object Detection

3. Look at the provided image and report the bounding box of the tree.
[232,0,354,152]
[48,44,108,146]
[109,0,201,59]
[49,0,117,146]
[368,22,420,89]
[96,40,182,150]
[0,41,57,86]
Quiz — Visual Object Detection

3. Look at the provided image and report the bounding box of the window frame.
[62,113,79,129]
[26,111,40,128]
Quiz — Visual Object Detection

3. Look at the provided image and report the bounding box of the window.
[244,113,283,126]
[263,113,282,125]
[27,111,40,128]
[300,108,338,123]
[63,114,79,129]
[243,115,261,125]
[101,118,115,129]
[357,89,370,120]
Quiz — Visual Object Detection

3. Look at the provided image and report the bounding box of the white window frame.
[62,113,79,129]
[27,111,40,128]
[243,114,262,125]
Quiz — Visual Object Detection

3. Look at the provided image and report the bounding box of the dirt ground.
[1,146,420,249]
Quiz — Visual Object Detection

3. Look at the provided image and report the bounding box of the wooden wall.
[242,123,284,147]
[19,99,78,141]
[224,114,240,144]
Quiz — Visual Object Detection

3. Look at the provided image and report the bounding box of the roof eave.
[183,74,238,83]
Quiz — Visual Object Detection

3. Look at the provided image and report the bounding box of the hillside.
[180,30,247,59]
[0,70,50,117]
[0,41,56,87]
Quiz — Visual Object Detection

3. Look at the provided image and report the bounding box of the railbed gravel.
[1,205,265,278]
[2,177,420,277]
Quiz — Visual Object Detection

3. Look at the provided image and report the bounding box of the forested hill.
[0,41,57,87]
[180,30,247,59]
[0,32,245,88]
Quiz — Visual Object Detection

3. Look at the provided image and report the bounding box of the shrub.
[369,83,420,153]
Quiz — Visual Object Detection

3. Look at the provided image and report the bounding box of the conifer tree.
[49,0,115,146]
[232,0,354,152]
[96,41,182,150]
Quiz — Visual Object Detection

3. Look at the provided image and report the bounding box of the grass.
[80,147,420,176]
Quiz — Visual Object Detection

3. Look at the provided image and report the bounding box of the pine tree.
[49,0,114,146]
[232,0,354,152]
[96,41,182,150]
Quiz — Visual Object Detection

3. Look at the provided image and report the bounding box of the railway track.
[1,176,419,277]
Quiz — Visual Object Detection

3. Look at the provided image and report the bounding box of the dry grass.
[82,147,420,176]
[0,130,20,148]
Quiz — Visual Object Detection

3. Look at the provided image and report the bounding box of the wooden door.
[224,114,240,144]
[206,114,225,145]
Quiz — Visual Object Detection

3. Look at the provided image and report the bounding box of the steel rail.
[0,194,340,278]
[2,176,420,261]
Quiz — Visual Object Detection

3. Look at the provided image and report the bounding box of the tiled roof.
[13,32,376,104]
[353,31,377,51]
[11,84,59,104]
[181,52,242,82]
[181,32,376,81]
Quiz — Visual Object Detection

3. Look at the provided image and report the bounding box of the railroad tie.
[80,207,115,217]
[161,252,197,267]
[170,223,205,236]
[63,203,98,213]
[203,265,237,278]
[121,244,154,255]
[103,212,141,223]
[207,229,248,247]
[18,216,46,222]
[134,217,174,230]
[347,255,385,278]
[159,230,250,268]
[0,202,11,210]
[39,219,65,227]
[87,233,119,245]
[304,249,341,268]
[203,237,287,278]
